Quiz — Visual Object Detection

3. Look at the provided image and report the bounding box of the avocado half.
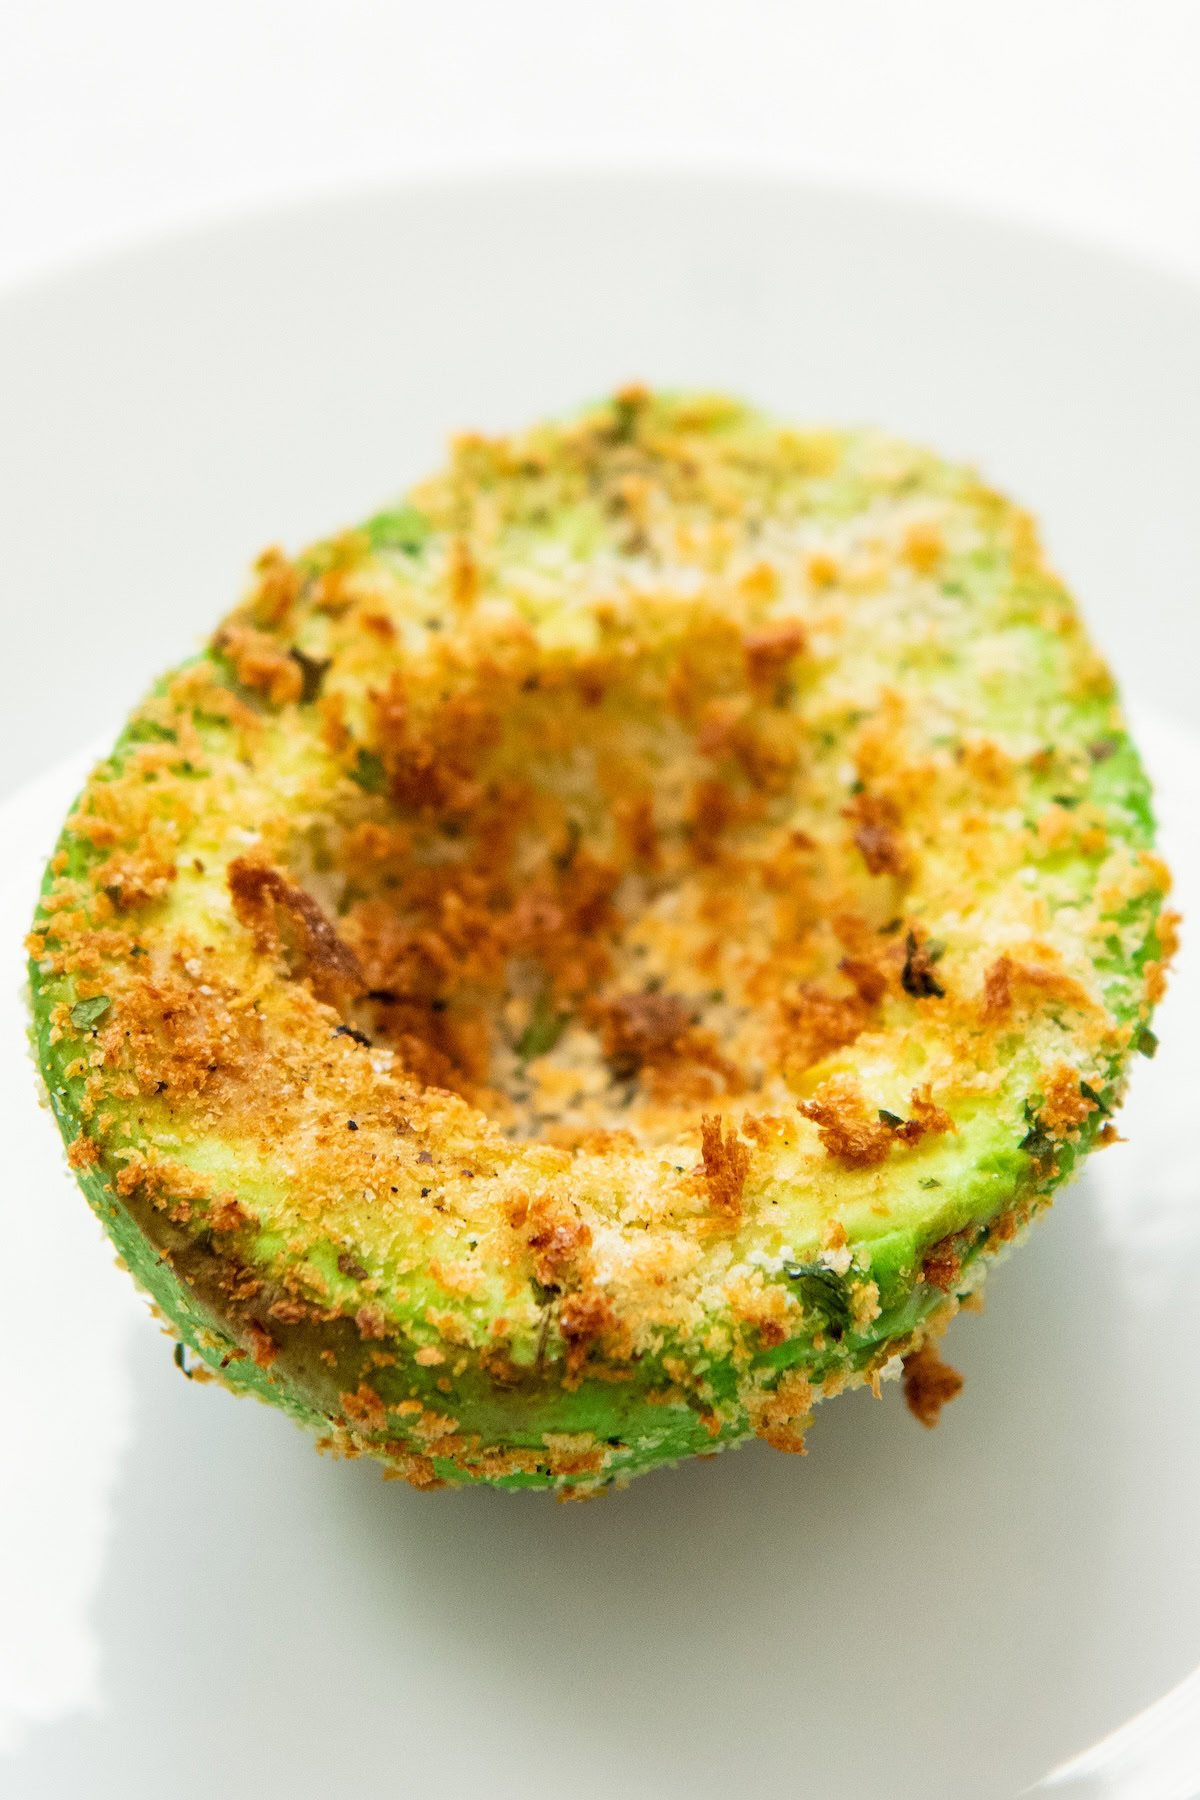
[28,390,1174,1494]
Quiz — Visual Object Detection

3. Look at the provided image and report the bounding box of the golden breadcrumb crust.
[28,390,1174,1492]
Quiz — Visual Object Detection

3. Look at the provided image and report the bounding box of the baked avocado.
[28,389,1175,1494]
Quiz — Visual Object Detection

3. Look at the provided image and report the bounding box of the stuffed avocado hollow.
[28,390,1175,1495]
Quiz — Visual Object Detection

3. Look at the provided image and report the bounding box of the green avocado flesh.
[28,390,1172,1494]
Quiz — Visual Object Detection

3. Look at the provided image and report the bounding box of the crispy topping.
[227,858,364,1008]
[895,1085,956,1144]
[846,792,908,879]
[921,1236,964,1291]
[838,955,888,1006]
[798,1079,894,1169]
[747,1369,813,1454]
[595,990,694,1077]
[743,620,806,690]
[525,1193,592,1290]
[67,1132,101,1169]
[777,984,876,1077]
[1038,1064,1099,1136]
[699,1115,751,1222]
[980,953,1093,1020]
[215,624,304,706]
[902,1343,964,1427]
[246,547,301,626]
[29,389,1171,1490]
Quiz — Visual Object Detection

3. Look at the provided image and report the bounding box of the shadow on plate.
[5,1176,1162,1800]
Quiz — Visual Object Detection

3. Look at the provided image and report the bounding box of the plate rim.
[2,156,1200,319]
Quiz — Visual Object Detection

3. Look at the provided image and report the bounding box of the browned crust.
[699,1115,752,1223]
[227,857,364,1008]
[29,391,1173,1493]
[902,1343,965,1427]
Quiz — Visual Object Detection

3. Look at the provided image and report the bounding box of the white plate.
[1,173,1197,1800]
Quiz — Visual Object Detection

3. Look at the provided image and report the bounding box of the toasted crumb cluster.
[28,390,1174,1492]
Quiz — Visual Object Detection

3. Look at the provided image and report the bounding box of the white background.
[4,12,1200,1793]
[3,0,1200,288]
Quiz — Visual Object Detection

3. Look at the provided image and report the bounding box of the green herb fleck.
[365,504,431,556]
[1079,1080,1110,1115]
[350,748,387,794]
[1136,1027,1158,1059]
[782,1261,851,1337]
[553,818,582,872]
[878,1108,904,1129]
[126,719,177,746]
[610,390,645,443]
[70,995,111,1032]
[1019,1103,1055,1159]
[901,930,946,998]
[515,992,571,1062]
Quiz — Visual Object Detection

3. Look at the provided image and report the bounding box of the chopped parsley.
[365,504,431,556]
[350,747,387,794]
[515,992,571,1062]
[783,1261,851,1337]
[901,930,946,999]
[70,995,111,1032]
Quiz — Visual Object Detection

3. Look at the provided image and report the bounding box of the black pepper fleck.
[334,1023,372,1047]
